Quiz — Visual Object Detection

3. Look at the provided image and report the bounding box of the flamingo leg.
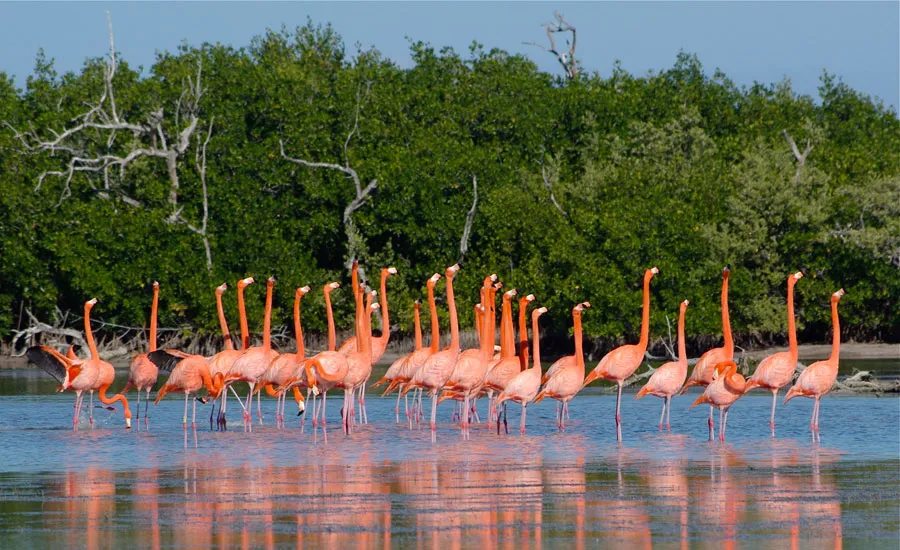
[708,405,714,441]
[245,383,255,432]
[321,391,328,443]
[192,394,197,429]
[520,403,527,435]
[430,391,438,442]
[722,409,730,441]
[555,401,560,430]
[718,408,725,442]
[256,386,264,425]
[770,389,778,436]
[665,396,671,430]
[73,392,83,431]
[144,388,151,426]
[615,382,623,442]
[183,392,189,429]
[472,397,481,424]
[395,388,402,424]
[89,391,95,428]
[658,400,666,431]
[135,390,141,426]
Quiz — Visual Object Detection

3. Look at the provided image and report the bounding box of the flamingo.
[583,267,658,441]
[374,298,421,422]
[691,361,747,441]
[636,299,690,431]
[744,271,804,436]
[307,282,350,440]
[681,266,733,440]
[224,276,278,432]
[401,264,461,440]
[342,286,379,433]
[784,289,844,440]
[339,266,398,363]
[518,293,536,371]
[494,306,548,434]
[483,289,523,432]
[259,285,312,428]
[534,302,590,430]
[123,281,160,427]
[150,350,224,429]
[25,298,132,430]
[208,278,253,430]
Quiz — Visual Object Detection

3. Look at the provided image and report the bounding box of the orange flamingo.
[375,299,420,422]
[534,302,591,430]
[494,306,547,434]
[744,271,804,436]
[123,281,160,426]
[259,285,313,428]
[583,267,658,440]
[518,293,536,371]
[401,264,460,440]
[26,298,132,430]
[681,266,733,440]
[339,266,398,363]
[224,276,278,432]
[636,299,690,431]
[691,361,746,441]
[784,289,844,440]
[307,282,350,440]
[483,289,522,431]
[150,350,224,429]
[208,278,253,430]
[342,286,379,432]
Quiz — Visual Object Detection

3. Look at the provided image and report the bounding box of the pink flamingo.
[150,350,224,429]
[691,361,746,441]
[26,298,132,430]
[224,276,278,432]
[307,282,350,440]
[342,286,379,433]
[208,278,253,430]
[494,306,548,434]
[260,285,312,428]
[583,267,659,440]
[534,302,590,430]
[636,299,690,430]
[483,289,522,431]
[518,293,536,371]
[401,264,461,440]
[784,289,844,441]
[123,281,160,426]
[374,298,421,422]
[681,266,733,440]
[744,271,804,436]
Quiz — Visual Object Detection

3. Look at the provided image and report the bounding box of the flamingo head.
[446,264,460,278]
[152,281,159,290]
[791,271,804,281]
[649,267,659,276]
[216,282,228,294]
[386,267,398,276]
[723,265,731,277]
[297,285,311,297]
[525,294,536,303]
[326,282,340,293]
[239,277,255,289]
[267,276,277,286]
[86,298,98,309]
[534,306,548,317]
[681,299,690,308]
[428,273,441,284]
[504,289,517,299]
[489,273,498,282]
[833,288,845,300]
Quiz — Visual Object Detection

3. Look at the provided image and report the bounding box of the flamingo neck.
[413,303,422,351]
[98,382,131,423]
[428,283,439,353]
[482,288,496,357]
[149,286,159,352]
[518,298,529,371]
[238,284,250,350]
[216,291,234,351]
[294,294,305,357]
[378,271,390,345]
[84,303,99,360]
[677,306,687,364]
[447,275,459,352]
[574,313,584,369]
[531,313,542,372]
[828,298,840,364]
[500,295,514,359]
[262,282,274,350]
[363,292,374,356]
[638,273,653,351]
[474,303,482,348]
[722,274,733,356]
[325,290,336,352]
[787,279,798,358]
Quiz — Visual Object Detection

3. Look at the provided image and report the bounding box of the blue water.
[0,368,897,547]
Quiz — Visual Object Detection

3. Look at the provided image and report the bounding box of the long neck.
[447,275,459,352]
[828,299,840,363]
[428,284,439,353]
[474,303,482,348]
[574,313,584,369]
[365,296,374,357]
[149,286,159,352]
[98,383,131,424]
[531,314,542,371]
[378,272,390,344]
[638,274,652,351]
[413,303,422,351]
[482,289,496,356]
[677,307,687,364]
[294,294,305,357]
[722,274,733,355]
[518,298,529,370]
[84,303,99,360]
[216,292,234,351]
[354,286,364,345]
[500,296,514,359]
[325,290,336,352]
[238,285,250,350]
[262,283,273,350]
[787,279,798,357]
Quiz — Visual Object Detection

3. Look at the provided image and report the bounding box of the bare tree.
[458,175,478,263]
[539,156,567,216]
[280,82,377,270]
[525,11,579,80]
[782,129,813,183]
[4,12,215,266]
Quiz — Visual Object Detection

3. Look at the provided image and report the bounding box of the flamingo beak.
[650,267,659,275]
[242,277,255,285]
[387,267,398,275]
[582,369,600,388]
[526,294,535,302]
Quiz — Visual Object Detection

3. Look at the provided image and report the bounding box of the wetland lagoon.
[0,357,897,548]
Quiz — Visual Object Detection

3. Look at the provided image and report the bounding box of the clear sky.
[1,2,897,109]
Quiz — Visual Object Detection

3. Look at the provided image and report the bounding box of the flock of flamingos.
[26,262,845,443]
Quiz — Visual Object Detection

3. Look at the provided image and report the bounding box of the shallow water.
[0,366,898,548]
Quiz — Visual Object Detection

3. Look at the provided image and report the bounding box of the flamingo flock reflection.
[26,263,846,442]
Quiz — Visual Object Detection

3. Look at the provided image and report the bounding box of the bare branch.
[459,175,478,263]
[525,11,578,80]
[540,160,567,216]
[782,129,813,183]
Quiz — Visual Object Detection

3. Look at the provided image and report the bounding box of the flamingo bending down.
[260,286,312,428]
[784,289,844,441]
[744,272,804,436]
[494,306,548,434]
[150,350,224,429]
[26,298,132,430]
[534,302,591,430]
[123,281,160,426]
[224,276,279,432]
[307,282,350,441]
[636,299,690,430]
[681,266,733,440]
[208,279,253,430]
[583,267,659,441]
[691,361,746,441]
[401,264,461,441]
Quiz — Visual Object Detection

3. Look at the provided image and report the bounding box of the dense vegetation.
[1,20,898,354]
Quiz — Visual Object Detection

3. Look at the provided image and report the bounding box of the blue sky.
[1,2,897,109]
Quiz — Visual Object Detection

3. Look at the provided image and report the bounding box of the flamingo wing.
[148,350,187,373]
[26,346,70,384]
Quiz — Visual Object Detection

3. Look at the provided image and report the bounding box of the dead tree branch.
[459,175,478,263]
[524,11,578,80]
[539,158,567,216]
[782,129,813,183]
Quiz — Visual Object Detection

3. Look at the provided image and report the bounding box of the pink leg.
[430,392,438,442]
[89,391,95,428]
[665,396,671,430]
[145,389,151,426]
[73,392,83,431]
[708,405,714,441]
[321,391,328,443]
[769,389,778,436]
[256,387,263,425]
[658,400,666,430]
[192,394,197,429]
[718,408,725,442]
[615,382,623,442]
[722,409,730,441]
[471,398,481,424]
[183,393,190,429]
[520,403,527,435]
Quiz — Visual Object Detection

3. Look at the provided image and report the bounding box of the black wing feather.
[25,346,67,384]
[148,350,184,374]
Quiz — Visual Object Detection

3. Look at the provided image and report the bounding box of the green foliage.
[0,25,897,347]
